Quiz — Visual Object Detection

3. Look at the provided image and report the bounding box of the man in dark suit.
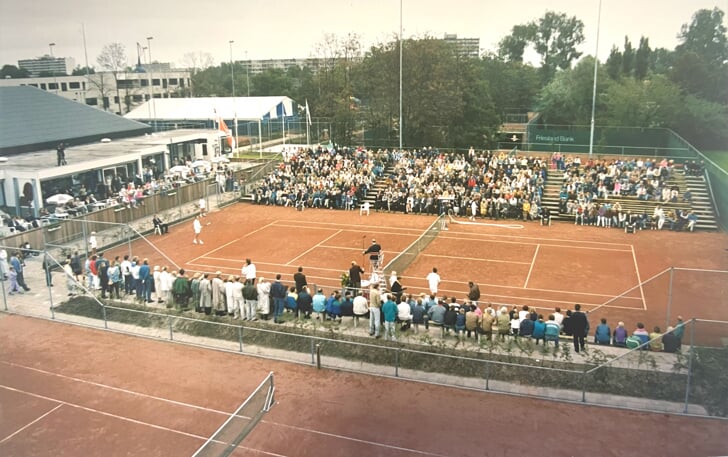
[570,303,589,353]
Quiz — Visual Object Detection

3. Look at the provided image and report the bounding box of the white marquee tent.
[124,96,295,122]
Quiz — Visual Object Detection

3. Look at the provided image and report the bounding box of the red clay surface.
[110,204,728,344]
[1,315,727,457]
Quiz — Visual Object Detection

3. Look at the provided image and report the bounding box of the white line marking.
[263,420,451,457]
[437,234,632,252]
[631,244,647,310]
[439,230,633,248]
[523,244,541,289]
[274,219,430,233]
[0,403,63,444]
[286,230,342,265]
[188,237,241,264]
[0,361,229,416]
[272,223,422,239]
[420,253,530,265]
[448,216,524,230]
[0,384,210,441]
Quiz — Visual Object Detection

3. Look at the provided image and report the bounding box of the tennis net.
[383,213,445,276]
[191,372,275,457]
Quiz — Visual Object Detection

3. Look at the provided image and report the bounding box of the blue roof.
[0,86,151,155]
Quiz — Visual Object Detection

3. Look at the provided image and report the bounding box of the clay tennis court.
[2,314,728,457]
[113,204,728,344]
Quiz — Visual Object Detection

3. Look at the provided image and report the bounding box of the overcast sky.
[1,0,726,70]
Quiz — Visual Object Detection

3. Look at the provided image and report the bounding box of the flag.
[219,117,235,148]
[305,99,312,126]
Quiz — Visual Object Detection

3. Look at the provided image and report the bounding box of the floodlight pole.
[398,0,403,151]
[229,40,238,150]
[588,0,602,158]
[147,36,156,130]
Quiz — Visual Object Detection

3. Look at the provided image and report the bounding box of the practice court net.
[191,372,275,457]
[383,213,445,275]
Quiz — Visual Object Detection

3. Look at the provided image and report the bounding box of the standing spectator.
[198,196,207,217]
[293,267,307,293]
[0,248,10,280]
[368,283,382,338]
[56,142,66,166]
[212,271,226,316]
[256,277,271,319]
[467,281,480,306]
[348,261,365,292]
[120,255,133,296]
[69,251,82,283]
[270,274,287,323]
[138,259,151,303]
[153,266,163,303]
[241,258,256,285]
[199,273,212,315]
[192,216,203,244]
[594,318,611,345]
[63,260,80,297]
[242,278,258,320]
[231,276,244,319]
[553,307,564,327]
[10,252,30,292]
[190,273,201,312]
[570,304,589,353]
[225,276,236,316]
[88,231,98,255]
[42,253,54,287]
[7,266,22,294]
[172,269,191,310]
[161,266,173,306]
[108,260,121,299]
[426,267,441,296]
[96,253,109,299]
[382,294,398,341]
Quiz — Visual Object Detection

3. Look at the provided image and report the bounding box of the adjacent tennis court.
[2,315,727,457]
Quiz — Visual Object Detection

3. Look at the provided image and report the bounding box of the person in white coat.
[231,276,244,319]
[225,275,236,317]
[256,277,271,320]
[153,266,163,303]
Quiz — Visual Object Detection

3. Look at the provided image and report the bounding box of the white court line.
[449,217,523,230]
[440,230,633,248]
[0,384,209,441]
[0,403,63,444]
[286,230,343,266]
[262,420,451,457]
[188,220,281,264]
[272,223,422,239]
[437,234,632,252]
[631,245,647,310]
[420,253,530,265]
[275,219,429,233]
[523,244,541,289]
[0,360,228,416]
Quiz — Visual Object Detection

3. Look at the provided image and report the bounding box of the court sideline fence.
[1,255,726,419]
[191,372,275,457]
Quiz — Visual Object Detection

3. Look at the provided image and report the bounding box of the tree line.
[2,8,725,150]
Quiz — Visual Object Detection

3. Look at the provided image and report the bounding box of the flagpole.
[305,99,311,147]
[588,0,602,158]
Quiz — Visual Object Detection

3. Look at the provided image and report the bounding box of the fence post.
[310,338,315,365]
[484,360,490,391]
[683,318,696,414]
[581,369,587,402]
[81,219,88,256]
[238,326,243,352]
[1,274,7,311]
[315,343,321,369]
[168,316,174,341]
[102,305,108,329]
[666,267,674,330]
[395,348,400,377]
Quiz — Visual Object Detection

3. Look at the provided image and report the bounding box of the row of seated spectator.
[568,202,698,232]
[251,146,386,210]
[372,148,549,222]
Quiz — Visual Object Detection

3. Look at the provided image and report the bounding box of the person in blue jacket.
[532,315,546,345]
[594,318,612,345]
[381,294,398,341]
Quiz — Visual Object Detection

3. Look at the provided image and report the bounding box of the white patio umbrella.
[191,160,211,169]
[45,194,74,206]
[169,165,190,174]
[211,156,230,164]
